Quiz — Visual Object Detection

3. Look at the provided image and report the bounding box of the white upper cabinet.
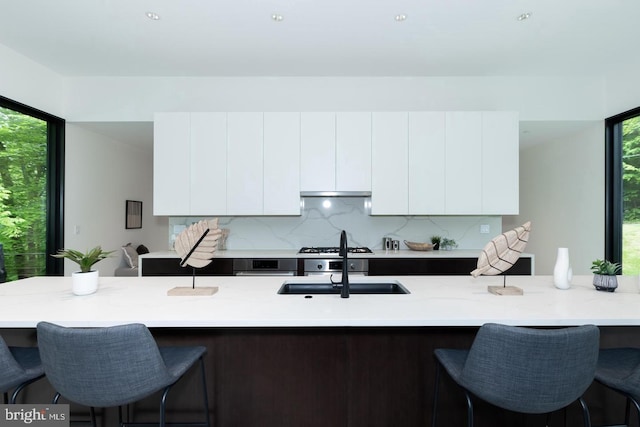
[371,112,408,215]
[154,110,518,217]
[153,113,191,215]
[481,111,519,214]
[301,112,372,194]
[226,112,264,215]
[445,112,483,214]
[300,112,336,192]
[264,112,301,215]
[190,112,227,215]
[336,112,372,192]
[408,112,446,214]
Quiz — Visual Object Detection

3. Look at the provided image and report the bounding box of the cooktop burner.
[298,246,373,254]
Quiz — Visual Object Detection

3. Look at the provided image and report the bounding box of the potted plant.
[591,259,621,292]
[440,238,458,251]
[430,236,442,251]
[51,246,113,295]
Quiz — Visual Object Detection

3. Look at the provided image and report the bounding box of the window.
[0,95,64,281]
[605,106,640,273]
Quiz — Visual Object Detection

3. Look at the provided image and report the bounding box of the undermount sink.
[278,280,410,295]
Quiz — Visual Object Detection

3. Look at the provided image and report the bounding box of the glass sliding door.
[606,107,640,274]
[622,116,640,274]
[0,96,64,281]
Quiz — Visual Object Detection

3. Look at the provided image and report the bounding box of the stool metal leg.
[432,360,441,427]
[464,391,474,427]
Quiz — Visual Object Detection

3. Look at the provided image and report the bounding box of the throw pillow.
[122,243,138,269]
[136,244,149,255]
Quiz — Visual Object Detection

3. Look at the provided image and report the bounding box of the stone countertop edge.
[0,274,634,328]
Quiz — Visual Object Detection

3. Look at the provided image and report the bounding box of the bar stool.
[0,335,44,403]
[432,323,600,427]
[595,347,640,426]
[36,321,210,427]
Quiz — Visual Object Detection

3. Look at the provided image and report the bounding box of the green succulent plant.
[51,246,114,273]
[440,238,458,250]
[590,259,621,276]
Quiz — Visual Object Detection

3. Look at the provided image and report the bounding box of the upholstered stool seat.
[432,323,600,427]
[0,335,44,403]
[596,347,640,426]
[37,321,210,427]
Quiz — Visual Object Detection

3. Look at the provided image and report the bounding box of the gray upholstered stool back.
[0,335,44,403]
[460,323,599,413]
[37,321,174,408]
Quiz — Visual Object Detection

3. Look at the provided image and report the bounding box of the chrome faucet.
[338,230,350,298]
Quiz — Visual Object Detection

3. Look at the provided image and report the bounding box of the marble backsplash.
[168,197,503,251]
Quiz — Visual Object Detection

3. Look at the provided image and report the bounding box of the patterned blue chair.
[36,321,210,427]
[0,335,44,403]
[432,323,600,427]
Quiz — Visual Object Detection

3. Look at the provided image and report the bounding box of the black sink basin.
[278,281,410,295]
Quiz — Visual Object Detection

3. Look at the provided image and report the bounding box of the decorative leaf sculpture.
[174,219,222,268]
[470,221,531,277]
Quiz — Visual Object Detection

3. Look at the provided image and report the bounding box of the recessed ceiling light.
[395,14,407,22]
[271,13,284,22]
[145,11,160,21]
[517,12,532,21]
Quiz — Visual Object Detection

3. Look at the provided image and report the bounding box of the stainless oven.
[233,259,297,276]
[303,259,368,276]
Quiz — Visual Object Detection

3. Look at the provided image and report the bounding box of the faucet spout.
[339,230,349,298]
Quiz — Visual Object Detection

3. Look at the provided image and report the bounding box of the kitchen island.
[0,275,636,426]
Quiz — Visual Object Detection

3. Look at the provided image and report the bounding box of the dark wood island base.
[2,326,637,427]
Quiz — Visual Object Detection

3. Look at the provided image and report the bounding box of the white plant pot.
[72,270,99,295]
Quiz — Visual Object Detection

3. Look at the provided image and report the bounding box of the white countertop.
[0,275,636,328]
[140,249,534,259]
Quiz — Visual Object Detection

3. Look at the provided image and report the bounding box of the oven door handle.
[234,271,296,276]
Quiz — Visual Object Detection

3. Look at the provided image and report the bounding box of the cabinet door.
[227,112,264,215]
[336,112,372,192]
[300,112,336,192]
[190,112,227,215]
[153,112,190,215]
[371,112,408,215]
[264,112,301,215]
[445,112,482,214]
[408,112,446,214]
[482,111,519,214]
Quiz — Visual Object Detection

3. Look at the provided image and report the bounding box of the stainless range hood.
[300,191,372,197]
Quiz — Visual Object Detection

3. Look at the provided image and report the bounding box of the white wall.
[0,43,65,117]
[63,124,168,276]
[63,75,605,121]
[605,70,640,117]
[505,122,605,274]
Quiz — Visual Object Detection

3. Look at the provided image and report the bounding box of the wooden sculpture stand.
[487,275,523,295]
[487,285,523,296]
[167,286,218,296]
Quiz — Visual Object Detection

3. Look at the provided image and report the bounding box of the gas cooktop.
[298,246,373,254]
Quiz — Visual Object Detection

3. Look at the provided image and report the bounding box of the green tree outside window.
[0,107,47,281]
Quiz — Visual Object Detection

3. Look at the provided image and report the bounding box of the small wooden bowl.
[403,240,434,251]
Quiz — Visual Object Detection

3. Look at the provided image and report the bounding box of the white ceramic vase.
[553,247,571,290]
[72,270,99,295]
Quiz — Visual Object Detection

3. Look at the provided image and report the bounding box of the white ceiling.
[1,0,636,146]
[1,0,637,77]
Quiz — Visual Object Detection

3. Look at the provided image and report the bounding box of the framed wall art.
[125,200,142,229]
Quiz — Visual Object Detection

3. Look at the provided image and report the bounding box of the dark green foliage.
[590,259,621,275]
[623,117,640,221]
[0,107,47,281]
[51,246,114,273]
